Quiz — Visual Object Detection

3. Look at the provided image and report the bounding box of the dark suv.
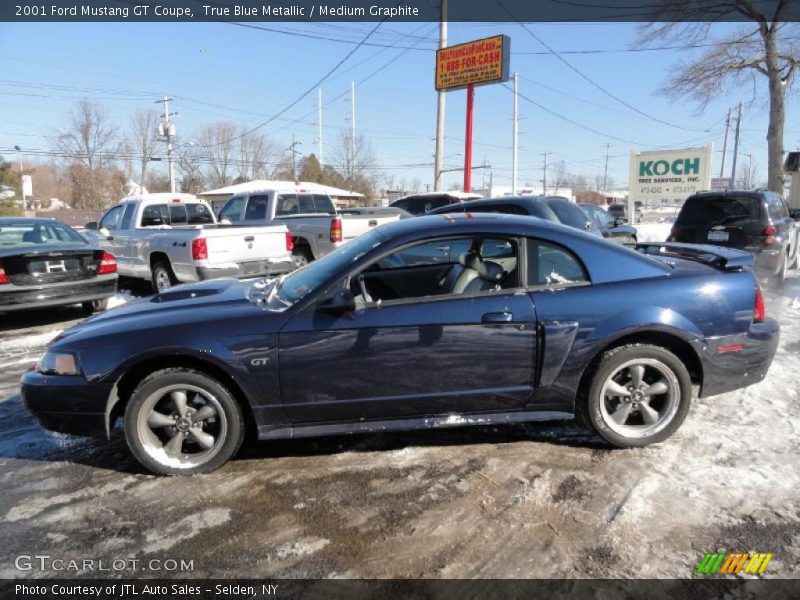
[669,190,800,286]
[429,196,602,236]
[389,193,480,216]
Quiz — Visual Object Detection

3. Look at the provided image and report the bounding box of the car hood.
[52,279,282,348]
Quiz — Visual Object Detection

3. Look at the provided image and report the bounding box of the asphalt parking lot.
[1,275,799,579]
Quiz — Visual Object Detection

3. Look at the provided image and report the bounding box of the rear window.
[677,195,761,227]
[467,203,528,216]
[0,221,86,248]
[187,203,214,224]
[547,200,587,229]
[313,194,336,214]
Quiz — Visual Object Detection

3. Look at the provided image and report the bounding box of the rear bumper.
[21,370,112,438]
[196,259,294,281]
[695,317,780,398]
[0,276,117,312]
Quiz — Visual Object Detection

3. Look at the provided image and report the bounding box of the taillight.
[98,251,117,275]
[754,284,766,322]
[762,226,777,246]
[330,217,342,243]
[192,238,208,261]
[0,260,8,285]
[285,232,294,252]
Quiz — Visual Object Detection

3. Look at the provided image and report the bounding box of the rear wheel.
[582,344,692,447]
[151,260,176,293]
[292,245,313,269]
[124,368,245,475]
[768,252,788,289]
[81,298,108,314]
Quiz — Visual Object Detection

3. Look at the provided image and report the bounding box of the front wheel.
[124,368,245,475]
[582,344,692,447]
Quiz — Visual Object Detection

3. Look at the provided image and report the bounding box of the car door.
[109,202,136,272]
[94,204,124,255]
[277,235,538,423]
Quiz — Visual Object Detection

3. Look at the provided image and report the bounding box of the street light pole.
[433,0,447,191]
[13,145,25,208]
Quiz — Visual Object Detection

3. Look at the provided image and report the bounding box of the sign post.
[436,35,510,193]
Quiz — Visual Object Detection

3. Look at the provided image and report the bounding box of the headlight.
[36,351,80,376]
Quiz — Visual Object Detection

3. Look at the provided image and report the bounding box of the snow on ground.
[106,290,136,310]
[635,222,673,242]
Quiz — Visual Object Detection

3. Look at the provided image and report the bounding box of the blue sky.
[1,20,797,192]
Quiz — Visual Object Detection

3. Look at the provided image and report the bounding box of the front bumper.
[196,259,294,281]
[0,276,117,312]
[694,317,780,398]
[21,370,112,438]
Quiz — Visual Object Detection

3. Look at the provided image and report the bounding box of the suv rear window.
[547,199,588,229]
[677,195,761,227]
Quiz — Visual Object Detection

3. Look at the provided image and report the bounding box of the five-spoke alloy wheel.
[124,369,244,475]
[584,344,692,447]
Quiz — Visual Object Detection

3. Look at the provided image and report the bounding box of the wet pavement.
[1,275,799,579]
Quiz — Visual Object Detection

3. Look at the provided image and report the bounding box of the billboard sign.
[629,145,713,204]
[710,177,732,191]
[435,35,511,91]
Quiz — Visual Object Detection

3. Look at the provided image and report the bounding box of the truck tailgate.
[340,215,400,241]
[204,225,289,265]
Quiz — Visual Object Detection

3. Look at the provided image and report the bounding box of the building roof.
[198,180,364,199]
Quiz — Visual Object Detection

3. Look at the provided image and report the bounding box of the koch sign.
[435,35,511,91]
[628,145,713,203]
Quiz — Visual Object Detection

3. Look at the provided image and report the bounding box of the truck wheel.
[581,344,692,448]
[292,246,313,269]
[124,368,245,476]
[151,261,177,292]
[81,298,108,315]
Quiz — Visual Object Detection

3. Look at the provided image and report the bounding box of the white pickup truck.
[217,186,403,268]
[84,193,293,292]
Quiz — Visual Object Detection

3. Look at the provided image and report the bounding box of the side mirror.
[84,221,98,230]
[319,288,356,315]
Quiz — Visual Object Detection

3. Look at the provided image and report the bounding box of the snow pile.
[635,223,672,243]
[106,290,136,310]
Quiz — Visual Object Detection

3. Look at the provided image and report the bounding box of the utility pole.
[512,71,519,195]
[350,81,356,168]
[719,107,731,178]
[317,88,323,165]
[731,102,743,185]
[602,143,611,193]
[433,0,447,191]
[155,97,177,193]
[288,134,302,181]
[541,152,550,194]
[13,144,25,208]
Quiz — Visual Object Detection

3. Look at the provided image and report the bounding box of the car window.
[377,240,455,268]
[766,194,787,220]
[141,204,169,226]
[219,196,245,222]
[298,194,316,213]
[677,195,760,227]
[245,196,270,220]
[276,194,299,216]
[467,203,527,216]
[99,205,123,230]
[481,238,515,258]
[390,199,409,212]
[169,204,187,224]
[120,203,136,230]
[527,238,588,287]
[187,203,214,224]
[0,221,86,247]
[548,200,588,229]
[313,194,336,215]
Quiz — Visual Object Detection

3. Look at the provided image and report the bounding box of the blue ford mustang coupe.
[22,214,779,475]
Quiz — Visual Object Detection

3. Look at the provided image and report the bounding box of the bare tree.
[332,129,377,191]
[637,2,799,192]
[176,143,205,193]
[736,155,759,189]
[236,128,279,182]
[129,109,160,187]
[552,160,567,194]
[198,121,237,188]
[53,99,122,208]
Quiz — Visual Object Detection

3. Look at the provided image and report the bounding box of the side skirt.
[257,410,574,441]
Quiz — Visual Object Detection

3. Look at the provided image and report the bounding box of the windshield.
[250,228,389,311]
[0,221,86,248]
[676,195,760,227]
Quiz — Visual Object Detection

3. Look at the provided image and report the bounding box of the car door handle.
[482,312,513,323]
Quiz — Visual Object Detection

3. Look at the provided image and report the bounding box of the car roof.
[0,216,66,225]
[393,191,482,201]
[688,190,768,199]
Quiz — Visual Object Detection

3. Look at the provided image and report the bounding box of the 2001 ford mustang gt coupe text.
[22,214,779,475]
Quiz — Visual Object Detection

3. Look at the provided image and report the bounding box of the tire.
[151,260,177,293]
[292,245,313,269]
[124,368,245,476]
[789,248,798,270]
[768,252,788,289]
[81,298,108,314]
[580,344,692,448]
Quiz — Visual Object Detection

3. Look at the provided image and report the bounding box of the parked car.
[217,186,403,268]
[0,217,117,314]
[668,190,800,287]
[84,193,293,292]
[430,195,602,236]
[23,214,778,475]
[580,203,638,243]
[608,202,643,224]
[337,206,412,219]
[389,191,482,216]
